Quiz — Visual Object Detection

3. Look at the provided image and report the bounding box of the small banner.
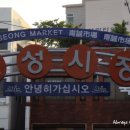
[3,82,110,96]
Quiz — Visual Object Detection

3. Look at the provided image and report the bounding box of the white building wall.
[11,9,30,52]
[0,8,12,31]
[0,8,31,51]
[64,0,130,32]
[0,8,12,52]
[84,0,130,31]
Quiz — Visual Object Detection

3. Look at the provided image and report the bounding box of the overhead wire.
[125,0,130,14]
[0,21,30,29]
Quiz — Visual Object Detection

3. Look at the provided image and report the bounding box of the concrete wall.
[65,0,130,32]
[0,8,12,31]
[11,9,31,52]
[0,8,31,51]
[84,0,130,31]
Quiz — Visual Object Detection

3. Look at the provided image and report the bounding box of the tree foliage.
[111,20,129,35]
[33,19,82,48]
[110,20,130,46]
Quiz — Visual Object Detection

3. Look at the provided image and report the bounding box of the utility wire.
[125,0,130,14]
[0,21,30,29]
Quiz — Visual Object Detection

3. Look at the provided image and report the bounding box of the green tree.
[33,19,82,48]
[111,20,129,35]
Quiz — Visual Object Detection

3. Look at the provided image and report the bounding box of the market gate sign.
[1,44,130,87]
[1,44,130,96]
[16,44,98,80]
[0,28,130,46]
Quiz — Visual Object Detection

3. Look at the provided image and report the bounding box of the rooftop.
[63,4,83,8]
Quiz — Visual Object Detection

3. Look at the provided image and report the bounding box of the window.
[67,14,74,24]
[104,77,130,101]
[0,29,8,50]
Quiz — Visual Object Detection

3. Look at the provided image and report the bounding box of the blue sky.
[0,0,82,26]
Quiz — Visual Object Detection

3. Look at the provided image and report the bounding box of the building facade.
[63,0,130,32]
[0,7,31,130]
[28,47,130,130]
[63,3,85,28]
[46,1,130,129]
[26,0,130,129]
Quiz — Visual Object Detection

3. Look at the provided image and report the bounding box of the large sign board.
[3,82,110,96]
[1,44,130,85]
[1,44,130,96]
[0,28,130,46]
